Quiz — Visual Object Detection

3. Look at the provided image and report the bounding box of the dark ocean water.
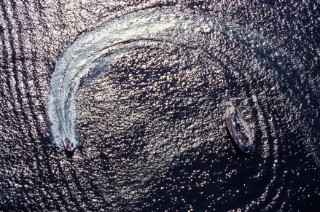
[0,0,319,211]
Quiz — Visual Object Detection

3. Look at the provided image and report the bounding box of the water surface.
[0,0,319,211]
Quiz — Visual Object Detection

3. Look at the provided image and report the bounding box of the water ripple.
[46,8,318,210]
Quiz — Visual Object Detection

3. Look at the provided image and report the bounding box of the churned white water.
[48,9,274,151]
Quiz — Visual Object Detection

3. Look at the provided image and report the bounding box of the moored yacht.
[225,102,253,153]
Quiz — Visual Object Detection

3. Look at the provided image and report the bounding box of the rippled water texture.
[1,0,319,211]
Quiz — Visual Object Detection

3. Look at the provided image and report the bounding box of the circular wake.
[47,8,319,209]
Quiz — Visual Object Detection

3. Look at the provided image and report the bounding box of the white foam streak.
[48,11,224,150]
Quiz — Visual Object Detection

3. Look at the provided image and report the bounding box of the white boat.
[63,138,75,152]
[225,102,253,153]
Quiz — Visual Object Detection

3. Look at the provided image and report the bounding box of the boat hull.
[225,102,253,153]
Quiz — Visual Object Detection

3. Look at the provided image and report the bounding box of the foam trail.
[48,10,228,150]
[47,9,293,152]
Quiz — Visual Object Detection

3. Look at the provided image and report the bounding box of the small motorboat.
[225,102,253,153]
[63,138,75,152]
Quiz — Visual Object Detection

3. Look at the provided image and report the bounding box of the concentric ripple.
[47,8,319,209]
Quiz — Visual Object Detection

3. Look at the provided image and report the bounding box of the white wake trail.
[47,10,229,150]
